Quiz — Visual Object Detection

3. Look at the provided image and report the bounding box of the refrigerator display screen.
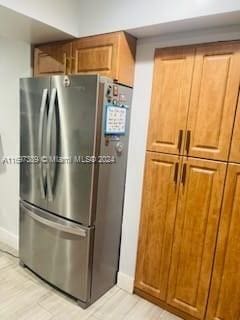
[105,105,127,135]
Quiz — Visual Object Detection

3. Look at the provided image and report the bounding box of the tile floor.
[0,242,182,320]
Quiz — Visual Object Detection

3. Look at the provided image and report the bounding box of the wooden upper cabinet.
[72,32,136,87]
[167,157,226,319]
[186,42,240,161]
[34,41,72,76]
[230,94,240,163]
[135,152,181,301]
[147,47,195,155]
[206,163,240,320]
[33,32,136,86]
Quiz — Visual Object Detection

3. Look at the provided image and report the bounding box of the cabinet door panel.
[230,96,240,163]
[75,46,113,72]
[206,164,240,320]
[72,33,119,79]
[186,43,240,160]
[135,152,181,301]
[167,157,226,319]
[34,42,72,76]
[147,47,195,155]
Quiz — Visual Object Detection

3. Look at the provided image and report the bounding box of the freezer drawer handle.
[38,88,48,198]
[22,204,87,237]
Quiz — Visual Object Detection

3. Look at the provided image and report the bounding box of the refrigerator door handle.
[38,88,48,198]
[46,88,57,201]
[21,202,87,237]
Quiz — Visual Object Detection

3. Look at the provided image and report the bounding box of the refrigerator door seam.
[88,77,103,225]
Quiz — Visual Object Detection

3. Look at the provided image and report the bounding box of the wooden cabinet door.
[230,95,240,163]
[186,42,240,161]
[147,47,195,155]
[72,33,119,78]
[34,42,72,76]
[72,32,136,86]
[206,164,240,320]
[135,152,181,301]
[167,157,226,319]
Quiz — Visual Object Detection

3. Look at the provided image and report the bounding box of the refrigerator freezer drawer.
[19,201,94,303]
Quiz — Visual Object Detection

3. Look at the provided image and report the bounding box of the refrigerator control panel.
[104,104,127,136]
[104,82,129,137]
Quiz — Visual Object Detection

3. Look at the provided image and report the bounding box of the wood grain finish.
[135,41,240,320]
[167,157,227,319]
[117,32,136,88]
[135,288,196,320]
[75,45,113,72]
[34,41,72,76]
[73,34,118,76]
[72,32,136,87]
[206,164,240,320]
[230,93,240,163]
[147,47,195,155]
[135,152,181,301]
[33,32,136,87]
[186,42,240,161]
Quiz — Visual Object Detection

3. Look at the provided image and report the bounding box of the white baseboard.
[0,227,18,251]
[117,272,134,293]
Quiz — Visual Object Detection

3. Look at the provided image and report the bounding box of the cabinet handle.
[71,56,76,73]
[63,53,67,74]
[185,130,191,155]
[178,130,183,153]
[174,162,179,184]
[181,163,187,186]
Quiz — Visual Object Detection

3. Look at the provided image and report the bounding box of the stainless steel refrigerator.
[19,75,132,308]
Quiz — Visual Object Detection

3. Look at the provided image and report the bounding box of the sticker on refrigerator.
[105,105,127,135]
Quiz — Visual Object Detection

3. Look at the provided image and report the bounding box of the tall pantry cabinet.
[135,41,240,320]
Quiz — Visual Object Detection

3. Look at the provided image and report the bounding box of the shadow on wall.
[0,135,6,174]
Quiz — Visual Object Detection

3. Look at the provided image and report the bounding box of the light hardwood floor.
[0,242,182,320]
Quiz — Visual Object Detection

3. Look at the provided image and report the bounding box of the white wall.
[0,5,74,44]
[1,0,240,39]
[77,0,240,37]
[0,37,31,249]
[117,25,240,292]
[0,0,79,36]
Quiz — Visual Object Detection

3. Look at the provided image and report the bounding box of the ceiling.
[0,1,240,44]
